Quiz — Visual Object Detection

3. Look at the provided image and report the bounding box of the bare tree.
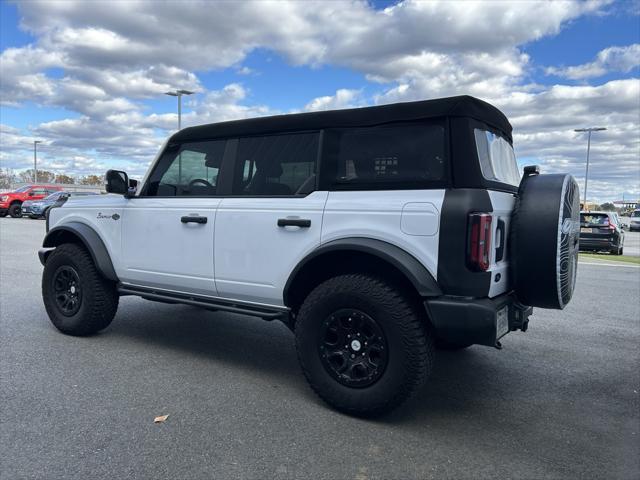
[55,174,76,184]
[0,168,16,189]
[19,169,55,183]
[79,174,103,186]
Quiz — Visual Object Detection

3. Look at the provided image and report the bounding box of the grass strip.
[579,253,640,265]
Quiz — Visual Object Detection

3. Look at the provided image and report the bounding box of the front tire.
[42,243,119,336]
[295,274,433,416]
[8,203,22,218]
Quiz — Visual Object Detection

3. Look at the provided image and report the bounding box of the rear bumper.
[25,207,44,216]
[579,237,620,250]
[425,292,532,347]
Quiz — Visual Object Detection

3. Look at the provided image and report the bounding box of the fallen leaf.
[154,414,169,423]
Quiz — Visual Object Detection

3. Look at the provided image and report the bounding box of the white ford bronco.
[39,96,580,416]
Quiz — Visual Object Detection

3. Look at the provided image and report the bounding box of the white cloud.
[304,89,363,111]
[6,0,609,102]
[0,83,277,178]
[546,44,640,80]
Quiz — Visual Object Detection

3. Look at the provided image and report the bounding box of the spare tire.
[511,171,580,309]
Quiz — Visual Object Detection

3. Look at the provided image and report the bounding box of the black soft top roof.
[171,95,511,143]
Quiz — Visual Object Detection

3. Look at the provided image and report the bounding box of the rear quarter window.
[474,129,520,186]
[321,122,446,190]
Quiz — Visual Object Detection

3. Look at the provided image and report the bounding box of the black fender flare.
[41,222,118,282]
[284,237,442,306]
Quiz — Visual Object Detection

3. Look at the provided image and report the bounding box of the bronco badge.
[97,212,120,220]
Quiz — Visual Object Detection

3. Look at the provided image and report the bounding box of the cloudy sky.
[1,0,639,202]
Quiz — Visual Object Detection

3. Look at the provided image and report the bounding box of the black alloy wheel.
[8,203,22,218]
[295,273,433,416]
[319,309,388,388]
[42,243,119,336]
[52,265,83,316]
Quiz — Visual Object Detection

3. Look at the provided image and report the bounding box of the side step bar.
[117,284,289,322]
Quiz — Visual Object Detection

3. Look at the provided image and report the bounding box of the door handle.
[181,215,207,224]
[277,218,311,228]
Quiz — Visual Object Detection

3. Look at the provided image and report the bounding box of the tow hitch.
[510,301,533,332]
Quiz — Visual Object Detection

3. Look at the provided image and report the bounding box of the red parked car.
[0,185,63,218]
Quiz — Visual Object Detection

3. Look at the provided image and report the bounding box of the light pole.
[33,140,42,183]
[165,89,194,130]
[574,127,606,211]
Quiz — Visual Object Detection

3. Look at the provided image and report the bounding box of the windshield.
[44,192,62,201]
[632,211,640,218]
[474,129,521,186]
[14,186,31,193]
[580,213,609,225]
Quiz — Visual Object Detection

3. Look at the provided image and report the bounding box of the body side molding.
[284,237,442,306]
[41,222,118,282]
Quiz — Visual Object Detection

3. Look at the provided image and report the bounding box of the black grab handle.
[495,219,506,262]
[181,216,207,224]
[277,218,311,228]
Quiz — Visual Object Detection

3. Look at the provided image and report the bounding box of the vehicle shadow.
[108,300,506,420]
[109,300,304,382]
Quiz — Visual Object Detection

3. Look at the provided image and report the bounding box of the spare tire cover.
[511,173,580,309]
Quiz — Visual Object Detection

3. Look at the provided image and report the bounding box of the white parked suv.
[39,96,580,416]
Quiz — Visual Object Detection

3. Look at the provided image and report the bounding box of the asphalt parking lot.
[1,217,639,480]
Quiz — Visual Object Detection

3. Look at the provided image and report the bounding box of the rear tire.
[8,203,22,218]
[295,274,433,417]
[42,243,119,336]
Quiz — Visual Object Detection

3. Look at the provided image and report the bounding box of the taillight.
[468,213,493,271]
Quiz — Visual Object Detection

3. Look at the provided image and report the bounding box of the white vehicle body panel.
[48,187,514,307]
[321,190,445,281]
[487,190,516,298]
[47,194,127,269]
[214,191,328,305]
[119,198,220,295]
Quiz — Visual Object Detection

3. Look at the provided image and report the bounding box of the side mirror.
[28,191,36,196]
[523,165,540,177]
[105,170,129,195]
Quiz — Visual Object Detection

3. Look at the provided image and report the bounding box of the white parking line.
[579,261,640,269]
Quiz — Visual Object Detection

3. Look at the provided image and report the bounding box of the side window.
[30,189,47,196]
[232,132,319,196]
[144,140,227,196]
[322,123,446,190]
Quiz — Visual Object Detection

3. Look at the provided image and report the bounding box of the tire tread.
[295,273,433,416]
[42,243,118,336]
